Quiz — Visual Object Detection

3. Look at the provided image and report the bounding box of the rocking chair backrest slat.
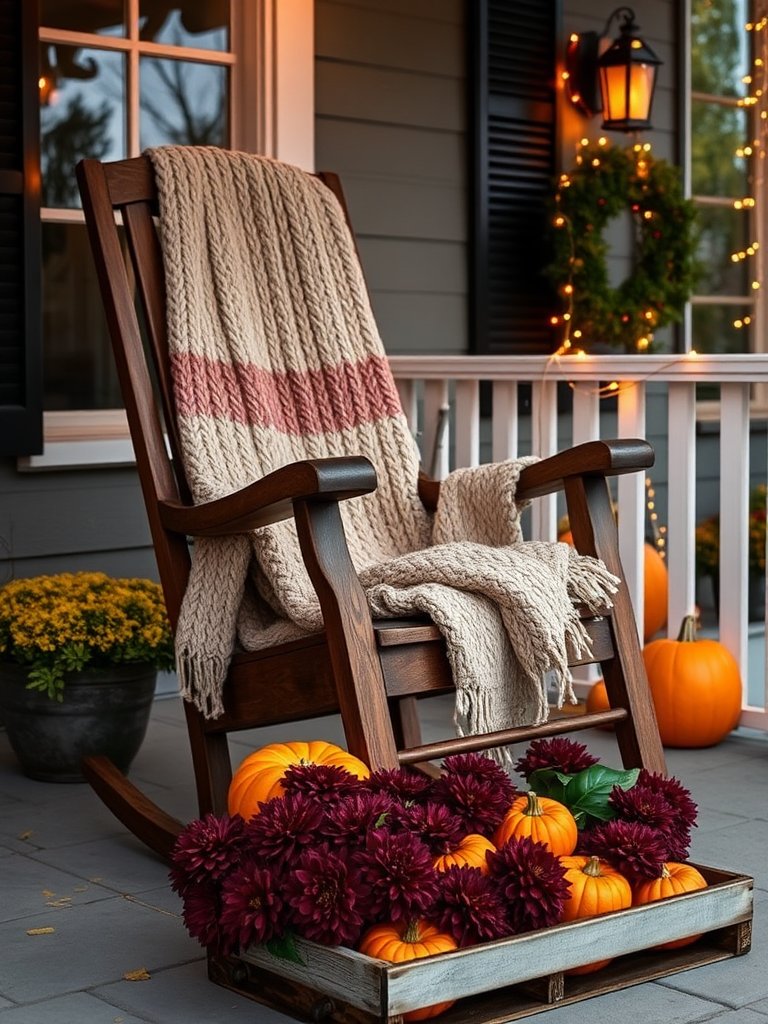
[77,156,191,625]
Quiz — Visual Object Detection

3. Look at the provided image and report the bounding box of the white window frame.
[21,0,314,471]
[687,0,766,358]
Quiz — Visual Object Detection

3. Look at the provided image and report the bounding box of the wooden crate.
[209,865,752,1023]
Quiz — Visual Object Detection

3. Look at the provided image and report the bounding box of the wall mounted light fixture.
[564,7,662,132]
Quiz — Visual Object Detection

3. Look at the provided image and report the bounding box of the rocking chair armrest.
[157,456,377,537]
[516,439,655,501]
[417,439,654,511]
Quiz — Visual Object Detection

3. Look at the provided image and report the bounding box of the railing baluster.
[531,380,558,540]
[491,381,518,461]
[719,382,750,682]
[667,382,697,637]
[572,382,600,444]
[454,379,480,468]
[617,382,647,639]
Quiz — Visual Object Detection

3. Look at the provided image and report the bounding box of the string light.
[646,477,666,561]
[729,11,768,333]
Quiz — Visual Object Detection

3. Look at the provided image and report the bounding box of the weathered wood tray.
[209,865,752,1023]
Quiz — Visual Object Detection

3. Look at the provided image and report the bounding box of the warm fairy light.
[580,137,589,147]
[554,216,565,227]
[753,280,761,289]
[637,336,650,350]
[561,71,571,81]
[573,329,582,338]
[570,33,579,42]
[563,283,573,294]
[576,349,587,359]
[735,318,744,328]
[592,158,601,167]
[643,210,653,219]
[689,348,698,357]
[598,137,607,146]
[550,315,560,325]
[607,381,619,391]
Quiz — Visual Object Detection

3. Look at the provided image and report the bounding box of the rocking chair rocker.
[75,151,665,864]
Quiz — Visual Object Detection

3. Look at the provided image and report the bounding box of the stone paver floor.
[0,693,765,1024]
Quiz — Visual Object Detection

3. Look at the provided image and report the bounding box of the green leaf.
[560,765,640,826]
[265,932,306,966]
[527,768,573,804]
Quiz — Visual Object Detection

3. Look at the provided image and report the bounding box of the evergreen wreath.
[546,140,698,353]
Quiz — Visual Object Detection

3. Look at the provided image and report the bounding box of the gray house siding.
[315,0,467,355]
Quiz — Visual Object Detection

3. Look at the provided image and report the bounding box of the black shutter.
[0,0,41,455]
[471,0,559,354]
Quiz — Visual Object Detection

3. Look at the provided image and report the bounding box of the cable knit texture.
[147,146,619,761]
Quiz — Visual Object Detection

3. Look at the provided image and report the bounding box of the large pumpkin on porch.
[559,531,667,641]
[227,740,370,820]
[643,615,742,747]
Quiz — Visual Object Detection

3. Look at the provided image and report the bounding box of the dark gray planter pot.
[0,663,157,782]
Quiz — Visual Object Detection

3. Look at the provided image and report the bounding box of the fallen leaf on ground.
[123,967,151,982]
[26,927,55,936]
[18,830,32,841]
[41,889,54,898]
[46,897,72,907]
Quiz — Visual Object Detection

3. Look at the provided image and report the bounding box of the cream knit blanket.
[148,146,619,761]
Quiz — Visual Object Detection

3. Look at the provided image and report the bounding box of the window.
[689,0,762,353]
[24,0,313,465]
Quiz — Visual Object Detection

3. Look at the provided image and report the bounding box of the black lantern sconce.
[564,7,662,132]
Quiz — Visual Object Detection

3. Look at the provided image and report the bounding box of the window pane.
[40,0,125,36]
[691,0,749,96]
[140,1,229,50]
[692,303,752,354]
[40,46,125,209]
[139,58,228,148]
[42,224,122,410]
[694,205,752,294]
[691,99,747,196]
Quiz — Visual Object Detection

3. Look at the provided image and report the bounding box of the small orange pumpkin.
[559,855,633,974]
[227,740,370,820]
[643,615,742,747]
[358,920,458,1020]
[433,833,495,875]
[494,792,578,856]
[632,862,707,949]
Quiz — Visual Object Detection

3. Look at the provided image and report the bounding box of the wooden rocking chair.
[75,153,665,864]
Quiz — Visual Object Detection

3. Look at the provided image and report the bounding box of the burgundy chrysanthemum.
[636,770,698,830]
[354,829,439,922]
[245,792,326,868]
[442,753,518,796]
[364,767,434,804]
[283,844,366,946]
[431,772,511,838]
[609,784,690,860]
[433,865,509,946]
[487,836,571,933]
[180,880,228,951]
[171,813,248,887]
[514,738,598,781]
[322,792,399,848]
[281,762,362,803]
[585,820,668,881]
[401,801,465,855]
[219,860,285,950]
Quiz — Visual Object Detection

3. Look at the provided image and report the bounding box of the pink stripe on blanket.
[171,352,403,433]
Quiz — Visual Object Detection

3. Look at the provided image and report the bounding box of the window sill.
[17,410,136,471]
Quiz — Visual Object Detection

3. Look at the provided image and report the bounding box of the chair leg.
[565,474,666,775]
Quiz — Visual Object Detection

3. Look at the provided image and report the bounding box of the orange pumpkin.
[494,792,578,856]
[632,862,707,949]
[227,740,370,820]
[643,542,669,641]
[560,531,667,641]
[643,615,742,747]
[559,855,633,974]
[358,920,458,1021]
[585,678,614,729]
[433,833,495,875]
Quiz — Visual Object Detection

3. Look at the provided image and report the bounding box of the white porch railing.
[389,352,768,735]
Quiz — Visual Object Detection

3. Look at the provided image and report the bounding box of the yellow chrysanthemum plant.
[0,572,174,701]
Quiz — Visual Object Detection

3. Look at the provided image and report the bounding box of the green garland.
[546,140,699,353]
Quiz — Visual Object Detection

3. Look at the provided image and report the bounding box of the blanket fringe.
[176,651,229,719]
